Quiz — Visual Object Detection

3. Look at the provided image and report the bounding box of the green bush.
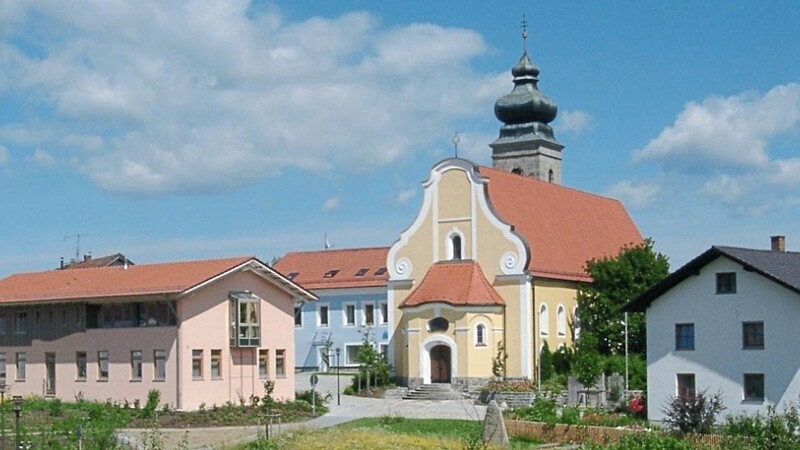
[510,395,558,423]
[141,389,161,418]
[720,403,800,449]
[581,432,704,450]
[663,390,725,434]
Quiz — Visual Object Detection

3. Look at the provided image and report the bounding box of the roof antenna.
[521,13,529,54]
[452,131,460,159]
[324,233,333,250]
[63,233,91,263]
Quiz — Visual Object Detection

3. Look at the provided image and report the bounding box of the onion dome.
[494,51,559,142]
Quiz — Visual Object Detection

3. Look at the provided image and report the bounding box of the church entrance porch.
[430,344,452,383]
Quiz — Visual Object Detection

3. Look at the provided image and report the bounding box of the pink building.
[0,256,315,410]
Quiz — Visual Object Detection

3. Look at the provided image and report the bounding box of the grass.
[233,417,546,450]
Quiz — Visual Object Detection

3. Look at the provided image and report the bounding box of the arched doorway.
[430,345,451,383]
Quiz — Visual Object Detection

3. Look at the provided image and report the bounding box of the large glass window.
[76,352,87,381]
[229,292,260,347]
[87,301,176,329]
[15,312,27,334]
[345,344,360,365]
[154,350,167,381]
[743,322,764,349]
[0,314,5,334]
[675,323,695,350]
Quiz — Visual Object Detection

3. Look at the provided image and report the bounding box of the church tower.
[490,28,563,184]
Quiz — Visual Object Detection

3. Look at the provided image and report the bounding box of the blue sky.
[1,1,799,277]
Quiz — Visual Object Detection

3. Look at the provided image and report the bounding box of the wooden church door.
[430,345,452,383]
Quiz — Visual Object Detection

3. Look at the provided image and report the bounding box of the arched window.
[511,167,523,175]
[539,304,549,336]
[548,169,554,183]
[557,305,566,337]
[428,317,449,333]
[573,307,581,340]
[475,323,487,347]
[451,235,462,260]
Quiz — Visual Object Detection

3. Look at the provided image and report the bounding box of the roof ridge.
[7,256,254,277]
[478,165,626,204]
[715,245,800,255]
[282,246,390,256]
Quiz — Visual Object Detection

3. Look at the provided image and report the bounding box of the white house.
[627,236,800,422]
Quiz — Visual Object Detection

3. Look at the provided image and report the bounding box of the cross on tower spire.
[521,14,528,54]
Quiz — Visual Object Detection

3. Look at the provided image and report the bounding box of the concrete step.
[402,383,464,400]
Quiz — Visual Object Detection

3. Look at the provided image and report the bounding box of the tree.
[577,239,669,356]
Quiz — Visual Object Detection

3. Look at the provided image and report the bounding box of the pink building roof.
[0,256,314,303]
[399,261,505,308]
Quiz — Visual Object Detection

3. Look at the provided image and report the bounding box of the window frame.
[676,373,696,399]
[294,303,303,328]
[474,322,488,347]
[446,229,465,261]
[344,343,361,366]
[379,301,388,325]
[556,304,566,337]
[317,303,329,328]
[14,311,27,334]
[210,349,222,379]
[154,350,167,381]
[229,292,261,347]
[539,303,549,337]
[258,349,269,378]
[15,352,26,381]
[0,352,6,380]
[343,303,356,327]
[275,349,286,378]
[675,323,695,351]
[363,302,375,326]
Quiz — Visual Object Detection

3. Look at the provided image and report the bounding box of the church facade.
[387,45,641,388]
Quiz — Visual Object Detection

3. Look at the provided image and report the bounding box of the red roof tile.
[400,261,504,308]
[0,257,255,303]
[274,247,389,290]
[65,253,131,269]
[480,166,643,282]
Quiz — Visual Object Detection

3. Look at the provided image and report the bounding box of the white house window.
[345,344,361,365]
[97,351,108,380]
[294,304,303,328]
[475,323,487,347]
[539,304,549,336]
[675,323,695,350]
[130,350,143,380]
[318,304,329,327]
[556,305,566,337]
[363,303,375,326]
[428,317,449,333]
[379,302,388,325]
[154,350,167,381]
[744,373,765,401]
[743,322,764,349]
[15,312,27,334]
[573,307,581,340]
[344,304,356,327]
[716,272,736,294]
[677,373,695,399]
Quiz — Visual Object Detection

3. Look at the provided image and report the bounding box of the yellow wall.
[533,278,580,353]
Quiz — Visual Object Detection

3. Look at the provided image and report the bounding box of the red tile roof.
[65,253,131,269]
[0,257,257,303]
[274,247,389,290]
[400,261,504,308]
[480,166,643,282]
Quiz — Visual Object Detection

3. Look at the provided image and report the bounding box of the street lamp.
[335,347,341,406]
[12,396,21,450]
[0,380,6,450]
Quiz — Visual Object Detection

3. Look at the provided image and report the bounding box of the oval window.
[428,317,449,332]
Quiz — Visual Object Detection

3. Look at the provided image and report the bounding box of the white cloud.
[0,2,504,195]
[322,196,340,212]
[767,158,800,188]
[395,188,416,204]
[558,109,594,134]
[604,180,660,209]
[30,148,56,166]
[634,83,800,169]
[0,145,7,165]
[701,175,745,202]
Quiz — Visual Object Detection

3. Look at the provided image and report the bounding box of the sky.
[1,1,799,277]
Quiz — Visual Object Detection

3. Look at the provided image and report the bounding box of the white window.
[154,350,167,381]
[345,344,361,365]
[294,304,303,328]
[258,349,269,378]
[539,304,549,336]
[192,349,203,379]
[130,350,143,380]
[229,292,260,347]
[573,307,580,340]
[475,323,488,347]
[446,230,465,260]
[97,351,108,380]
[363,303,375,326]
[379,301,388,325]
[318,304,329,327]
[343,303,356,327]
[15,352,26,381]
[275,349,286,377]
[557,305,566,337]
[210,349,222,378]
[0,353,6,379]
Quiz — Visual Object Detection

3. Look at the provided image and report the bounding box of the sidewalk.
[120,374,487,449]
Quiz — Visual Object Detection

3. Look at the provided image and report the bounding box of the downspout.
[168,296,182,410]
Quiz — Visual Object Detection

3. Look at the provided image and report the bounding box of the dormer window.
[355,268,369,277]
[323,270,340,278]
[374,267,387,275]
[287,272,299,280]
[548,169,554,183]
[428,317,449,333]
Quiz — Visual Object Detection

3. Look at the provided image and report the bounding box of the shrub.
[721,403,800,449]
[629,395,646,420]
[663,390,725,434]
[540,342,555,382]
[511,394,558,423]
[141,389,161,418]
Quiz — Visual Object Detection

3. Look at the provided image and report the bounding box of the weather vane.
[452,131,460,159]
[521,14,529,53]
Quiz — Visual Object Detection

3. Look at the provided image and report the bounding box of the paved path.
[120,374,487,449]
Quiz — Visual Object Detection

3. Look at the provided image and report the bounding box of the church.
[279,39,642,389]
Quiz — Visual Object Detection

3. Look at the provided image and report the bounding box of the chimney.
[59,257,64,269]
[83,252,92,262]
[771,235,786,252]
